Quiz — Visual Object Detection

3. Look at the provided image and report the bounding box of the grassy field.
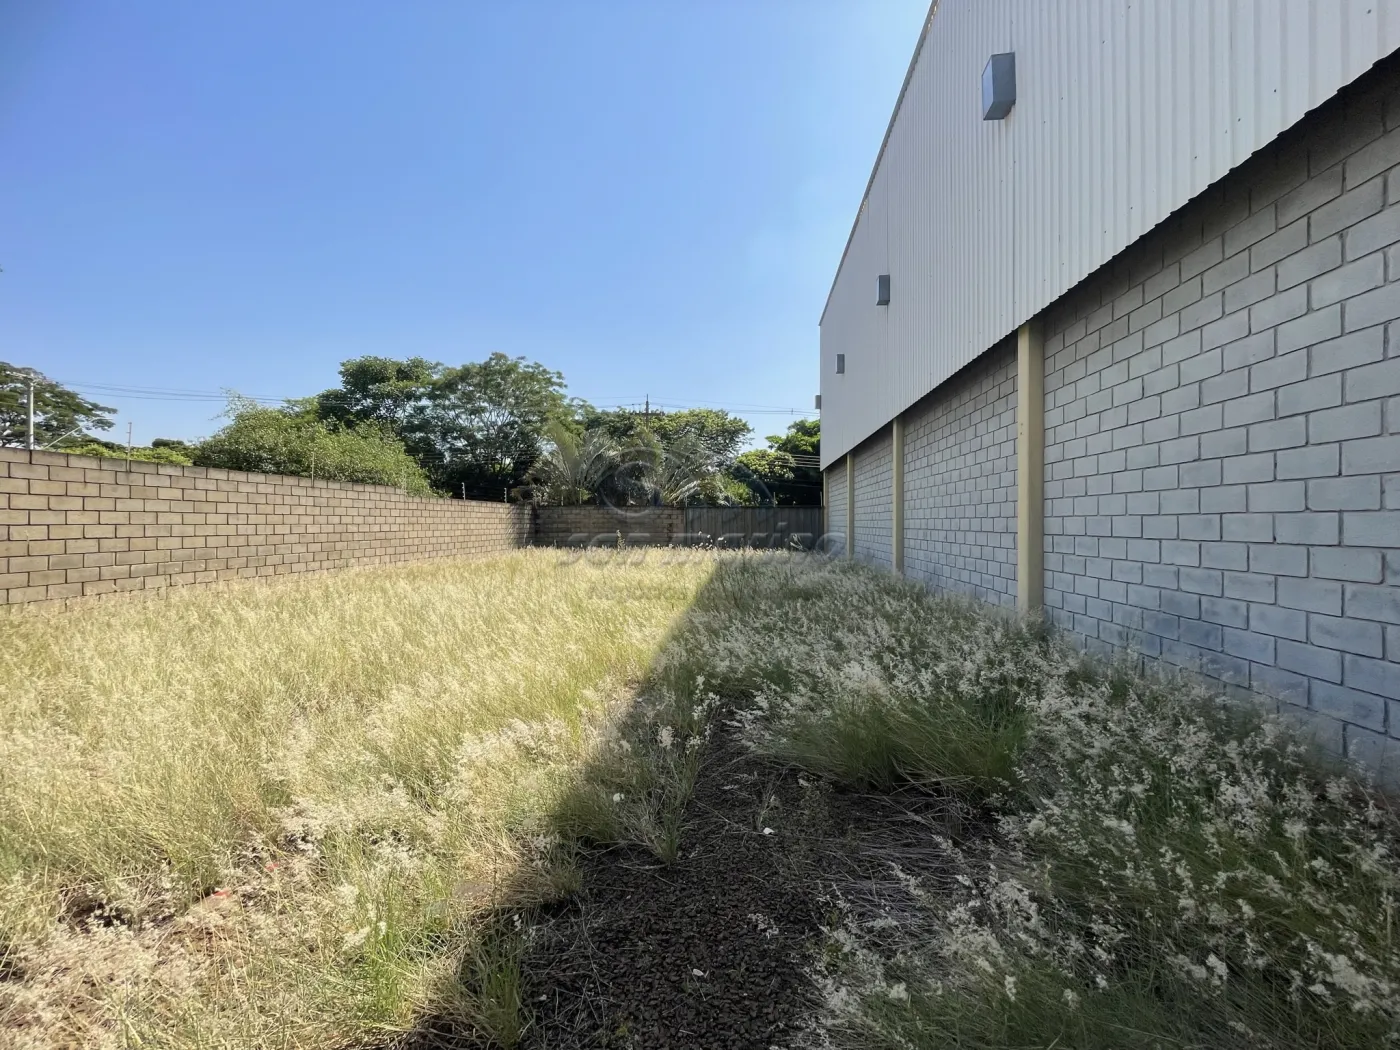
[0,549,720,1048]
[4,549,1400,1048]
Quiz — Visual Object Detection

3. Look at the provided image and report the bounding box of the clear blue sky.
[1,1,925,447]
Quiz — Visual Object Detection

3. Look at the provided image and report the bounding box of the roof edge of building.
[817,0,939,329]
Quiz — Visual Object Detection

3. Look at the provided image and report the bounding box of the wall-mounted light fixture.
[835,354,846,375]
[982,52,1016,120]
[877,274,891,305]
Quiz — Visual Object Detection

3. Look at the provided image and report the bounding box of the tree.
[194,397,433,494]
[407,353,569,498]
[0,363,115,448]
[315,356,439,431]
[648,408,752,467]
[730,417,821,505]
[532,421,617,505]
[576,406,753,506]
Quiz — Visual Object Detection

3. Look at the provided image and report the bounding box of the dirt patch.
[381,733,978,1050]
[520,738,821,1049]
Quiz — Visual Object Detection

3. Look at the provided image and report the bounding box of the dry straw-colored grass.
[0,548,717,1048]
[8,547,1399,1049]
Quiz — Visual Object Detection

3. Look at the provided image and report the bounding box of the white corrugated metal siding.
[820,0,1400,467]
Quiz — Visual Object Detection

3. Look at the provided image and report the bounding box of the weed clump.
[687,555,1400,1048]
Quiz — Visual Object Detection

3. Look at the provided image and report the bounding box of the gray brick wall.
[852,428,894,568]
[1040,67,1400,772]
[825,459,847,554]
[904,340,1019,607]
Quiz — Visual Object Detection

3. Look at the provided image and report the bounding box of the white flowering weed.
[679,555,1400,1049]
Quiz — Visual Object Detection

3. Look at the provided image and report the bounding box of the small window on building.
[835,354,845,375]
[877,274,890,305]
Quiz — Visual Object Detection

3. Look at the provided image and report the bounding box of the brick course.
[902,340,1019,607]
[1040,67,1400,769]
[823,55,1400,781]
[532,505,685,546]
[0,448,529,607]
[826,459,848,553]
[851,428,894,568]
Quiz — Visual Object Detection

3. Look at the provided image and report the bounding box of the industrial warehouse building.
[820,1,1400,776]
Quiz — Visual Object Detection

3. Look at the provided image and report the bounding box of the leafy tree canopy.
[768,416,819,458]
[315,356,440,431]
[730,417,821,505]
[582,406,751,468]
[194,397,433,495]
[572,406,754,506]
[0,363,115,448]
[407,353,569,498]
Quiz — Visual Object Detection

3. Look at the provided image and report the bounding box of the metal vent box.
[982,52,1016,120]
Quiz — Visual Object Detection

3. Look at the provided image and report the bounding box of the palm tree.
[534,421,617,505]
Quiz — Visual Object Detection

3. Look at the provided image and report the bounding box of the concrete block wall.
[0,448,530,607]
[532,505,685,546]
[826,458,848,553]
[1039,68,1400,767]
[851,428,894,568]
[903,339,1019,607]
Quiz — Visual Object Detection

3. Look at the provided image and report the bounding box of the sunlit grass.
[0,549,716,1048]
[8,548,1397,1048]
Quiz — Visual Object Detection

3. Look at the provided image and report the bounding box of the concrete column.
[845,451,855,560]
[1016,319,1045,613]
[891,415,905,575]
[822,469,829,533]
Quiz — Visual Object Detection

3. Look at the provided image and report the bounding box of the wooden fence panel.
[681,506,824,549]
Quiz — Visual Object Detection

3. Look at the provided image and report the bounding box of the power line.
[57,379,814,417]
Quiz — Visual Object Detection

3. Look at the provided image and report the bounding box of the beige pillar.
[845,451,855,560]
[1016,319,1045,613]
[891,416,905,575]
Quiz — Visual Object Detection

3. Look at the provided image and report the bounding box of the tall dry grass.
[667,554,1400,1048]
[0,549,716,1048]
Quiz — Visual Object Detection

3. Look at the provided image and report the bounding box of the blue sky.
[1,1,925,447]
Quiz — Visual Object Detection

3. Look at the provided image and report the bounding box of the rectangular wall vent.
[982,52,1016,119]
[877,274,891,305]
[835,354,846,375]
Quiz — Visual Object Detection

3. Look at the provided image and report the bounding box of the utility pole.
[25,374,35,451]
[643,395,649,426]
[125,422,133,468]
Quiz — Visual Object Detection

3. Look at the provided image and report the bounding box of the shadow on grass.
[364,548,1394,1050]
[367,549,855,1050]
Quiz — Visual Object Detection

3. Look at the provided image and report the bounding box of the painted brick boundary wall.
[830,53,1400,780]
[0,447,530,607]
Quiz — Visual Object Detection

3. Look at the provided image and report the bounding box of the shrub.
[193,399,433,494]
[58,440,193,465]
